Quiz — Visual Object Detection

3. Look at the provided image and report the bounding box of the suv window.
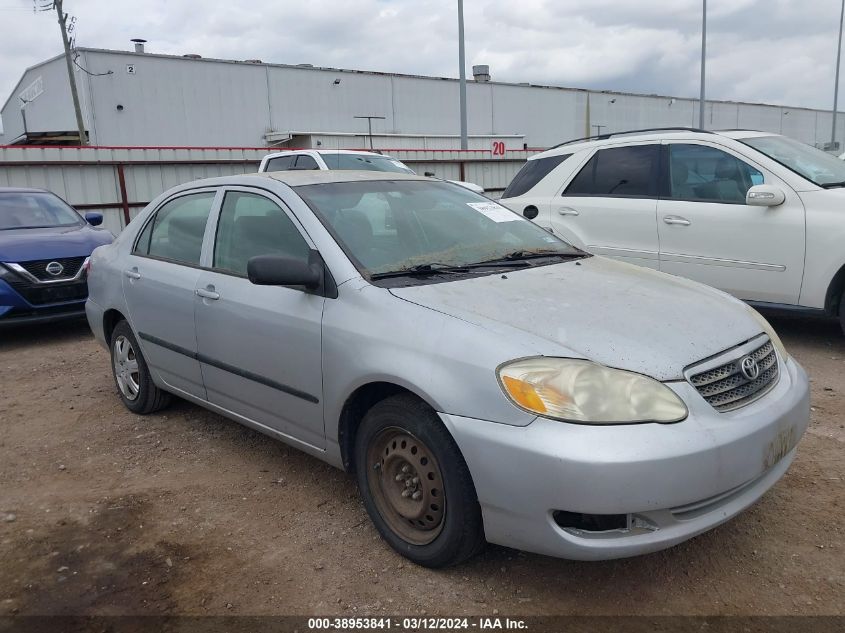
[135,191,216,265]
[292,155,320,170]
[667,144,764,204]
[503,154,572,198]
[265,155,295,171]
[564,145,659,197]
[213,191,311,277]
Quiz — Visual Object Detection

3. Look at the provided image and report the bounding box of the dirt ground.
[0,314,843,618]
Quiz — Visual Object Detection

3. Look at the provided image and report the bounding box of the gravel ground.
[0,315,842,617]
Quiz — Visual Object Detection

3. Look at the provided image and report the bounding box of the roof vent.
[130,38,147,54]
[244,59,263,64]
[472,64,490,82]
[183,53,202,59]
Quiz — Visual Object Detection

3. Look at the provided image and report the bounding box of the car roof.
[263,149,394,157]
[533,128,780,159]
[0,187,49,194]
[257,170,427,186]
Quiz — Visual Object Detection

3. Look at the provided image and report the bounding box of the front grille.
[689,340,779,412]
[18,256,86,281]
[7,279,89,306]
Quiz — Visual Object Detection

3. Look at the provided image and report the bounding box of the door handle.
[124,269,141,280]
[557,207,580,216]
[663,215,691,226]
[195,287,220,300]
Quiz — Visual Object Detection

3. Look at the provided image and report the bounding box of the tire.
[840,293,845,336]
[354,394,485,567]
[109,320,170,415]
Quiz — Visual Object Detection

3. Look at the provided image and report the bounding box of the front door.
[657,142,805,304]
[549,143,661,269]
[122,189,218,398]
[193,188,326,449]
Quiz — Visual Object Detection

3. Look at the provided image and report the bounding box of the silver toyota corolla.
[86,171,810,567]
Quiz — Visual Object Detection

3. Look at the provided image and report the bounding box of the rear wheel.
[354,394,485,567]
[110,320,170,414]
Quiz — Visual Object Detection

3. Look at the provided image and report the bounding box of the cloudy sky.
[0,0,843,111]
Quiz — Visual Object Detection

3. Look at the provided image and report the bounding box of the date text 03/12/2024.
[307,617,528,630]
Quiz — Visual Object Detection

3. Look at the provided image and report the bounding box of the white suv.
[501,128,845,334]
[258,149,484,194]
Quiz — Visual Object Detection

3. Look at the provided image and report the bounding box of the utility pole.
[353,115,385,150]
[832,0,845,149]
[698,0,707,129]
[457,0,468,150]
[53,0,87,144]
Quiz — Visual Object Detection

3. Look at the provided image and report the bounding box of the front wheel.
[110,320,170,415]
[354,394,485,567]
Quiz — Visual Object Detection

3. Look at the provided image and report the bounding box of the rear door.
[193,188,326,448]
[656,142,805,304]
[549,144,661,269]
[122,189,219,398]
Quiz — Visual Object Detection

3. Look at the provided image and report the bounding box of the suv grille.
[689,340,779,412]
[18,256,86,281]
[7,279,89,306]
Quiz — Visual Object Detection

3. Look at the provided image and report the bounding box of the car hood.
[389,256,762,381]
[0,224,113,263]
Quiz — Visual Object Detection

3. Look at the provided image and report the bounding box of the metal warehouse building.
[2,43,844,150]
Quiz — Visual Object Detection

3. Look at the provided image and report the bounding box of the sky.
[0,0,843,112]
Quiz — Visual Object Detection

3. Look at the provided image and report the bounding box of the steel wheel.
[366,427,446,546]
[113,334,140,401]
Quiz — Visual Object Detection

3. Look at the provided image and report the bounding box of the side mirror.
[746,185,785,207]
[85,212,104,226]
[247,253,322,289]
[523,205,539,220]
[424,171,436,177]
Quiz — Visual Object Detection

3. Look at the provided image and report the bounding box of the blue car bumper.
[0,278,88,326]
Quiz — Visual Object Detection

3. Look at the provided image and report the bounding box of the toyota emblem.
[45,261,64,276]
[740,355,760,380]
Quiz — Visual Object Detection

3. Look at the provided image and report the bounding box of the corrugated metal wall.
[0,146,529,234]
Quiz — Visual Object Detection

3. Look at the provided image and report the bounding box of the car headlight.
[745,306,789,360]
[0,264,18,282]
[497,357,688,425]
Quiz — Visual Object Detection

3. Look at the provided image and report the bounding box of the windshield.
[0,192,82,230]
[319,153,415,174]
[296,180,582,277]
[741,135,845,187]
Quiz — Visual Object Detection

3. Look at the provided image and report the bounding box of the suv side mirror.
[84,212,104,226]
[424,171,436,177]
[247,253,322,289]
[746,184,785,207]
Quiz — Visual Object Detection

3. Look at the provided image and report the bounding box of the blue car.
[0,187,113,326]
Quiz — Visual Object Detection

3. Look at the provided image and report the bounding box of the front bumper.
[440,355,809,560]
[0,278,88,327]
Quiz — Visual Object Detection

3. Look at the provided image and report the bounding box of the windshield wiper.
[821,181,845,188]
[465,250,586,267]
[369,263,472,280]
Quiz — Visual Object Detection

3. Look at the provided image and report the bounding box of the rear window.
[564,145,659,198]
[502,154,571,198]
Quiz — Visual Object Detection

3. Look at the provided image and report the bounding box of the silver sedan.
[85,171,809,567]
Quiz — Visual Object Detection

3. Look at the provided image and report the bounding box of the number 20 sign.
[491,140,506,158]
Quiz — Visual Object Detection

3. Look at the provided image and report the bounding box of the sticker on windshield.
[467,201,518,222]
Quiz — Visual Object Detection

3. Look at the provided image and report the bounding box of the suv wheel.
[354,394,485,568]
[110,320,170,414]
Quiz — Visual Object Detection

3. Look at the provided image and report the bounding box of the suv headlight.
[0,264,18,282]
[745,306,789,361]
[497,357,688,425]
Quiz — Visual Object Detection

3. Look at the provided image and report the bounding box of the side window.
[667,144,764,204]
[503,153,572,198]
[213,191,311,277]
[293,155,320,170]
[134,192,215,266]
[564,145,659,197]
[265,155,294,171]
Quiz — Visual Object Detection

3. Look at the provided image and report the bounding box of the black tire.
[840,293,845,336]
[109,320,170,415]
[354,394,485,567]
